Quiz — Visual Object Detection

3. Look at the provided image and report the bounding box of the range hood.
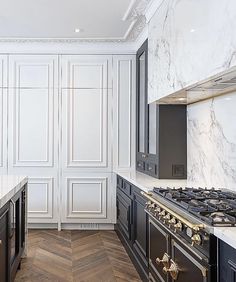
[156,66,236,105]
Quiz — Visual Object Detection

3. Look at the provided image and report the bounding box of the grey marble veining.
[187,92,236,191]
[148,0,236,103]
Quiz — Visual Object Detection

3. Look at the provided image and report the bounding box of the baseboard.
[27,223,115,230]
[61,223,115,230]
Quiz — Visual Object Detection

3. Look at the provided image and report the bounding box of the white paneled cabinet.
[61,173,115,224]
[8,54,59,224]
[9,55,58,88]
[113,55,136,171]
[61,55,112,89]
[61,88,111,169]
[1,53,135,228]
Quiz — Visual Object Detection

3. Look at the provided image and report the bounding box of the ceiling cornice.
[0,0,151,44]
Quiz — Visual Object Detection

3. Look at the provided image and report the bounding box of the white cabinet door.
[61,55,112,89]
[0,55,8,88]
[8,55,59,224]
[113,55,136,171]
[61,173,115,224]
[0,89,7,174]
[9,55,58,88]
[61,88,112,170]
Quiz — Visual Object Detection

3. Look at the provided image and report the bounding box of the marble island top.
[214,227,236,250]
[0,175,28,209]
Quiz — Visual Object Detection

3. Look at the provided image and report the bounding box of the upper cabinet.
[9,55,58,88]
[148,0,236,103]
[136,40,187,179]
[0,55,8,88]
[61,55,112,89]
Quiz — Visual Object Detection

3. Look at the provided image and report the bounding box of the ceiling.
[0,0,149,42]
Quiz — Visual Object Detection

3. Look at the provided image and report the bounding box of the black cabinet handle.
[9,199,15,239]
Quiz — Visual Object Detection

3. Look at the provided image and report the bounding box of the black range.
[141,187,236,282]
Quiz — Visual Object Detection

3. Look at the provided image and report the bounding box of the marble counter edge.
[0,176,28,210]
[213,227,236,250]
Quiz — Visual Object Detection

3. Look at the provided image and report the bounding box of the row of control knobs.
[146,201,183,231]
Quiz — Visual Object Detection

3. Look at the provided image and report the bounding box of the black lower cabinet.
[0,202,11,282]
[219,240,236,282]
[0,185,27,282]
[116,176,149,281]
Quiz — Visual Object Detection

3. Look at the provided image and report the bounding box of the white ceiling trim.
[0,0,151,44]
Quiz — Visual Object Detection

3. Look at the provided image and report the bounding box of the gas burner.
[153,186,236,226]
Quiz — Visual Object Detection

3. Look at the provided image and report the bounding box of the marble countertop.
[114,170,236,250]
[0,175,28,209]
[114,170,187,193]
[214,227,236,250]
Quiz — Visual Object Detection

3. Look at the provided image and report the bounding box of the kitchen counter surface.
[0,175,28,209]
[114,170,187,193]
[214,227,236,250]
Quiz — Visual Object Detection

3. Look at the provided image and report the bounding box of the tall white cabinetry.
[8,55,59,225]
[0,55,8,175]
[1,53,135,229]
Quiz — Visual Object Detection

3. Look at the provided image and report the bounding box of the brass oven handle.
[163,260,179,280]
[156,253,170,268]
[141,191,205,231]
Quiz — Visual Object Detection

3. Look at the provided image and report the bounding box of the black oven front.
[148,213,217,282]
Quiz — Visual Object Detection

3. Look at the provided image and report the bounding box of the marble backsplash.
[187,92,236,191]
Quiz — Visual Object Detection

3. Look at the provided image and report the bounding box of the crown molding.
[144,0,163,23]
[0,0,151,46]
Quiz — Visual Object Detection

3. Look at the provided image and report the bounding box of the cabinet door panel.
[0,89,7,174]
[113,55,136,170]
[9,55,58,88]
[9,88,54,167]
[0,204,10,282]
[133,190,148,268]
[61,173,115,224]
[61,55,112,89]
[62,89,110,168]
[0,55,8,88]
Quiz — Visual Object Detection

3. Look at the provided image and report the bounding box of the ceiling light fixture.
[74,28,81,33]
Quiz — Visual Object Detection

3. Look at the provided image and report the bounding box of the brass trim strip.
[141,191,205,231]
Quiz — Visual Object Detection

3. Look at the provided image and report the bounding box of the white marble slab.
[187,92,236,191]
[0,175,28,209]
[115,170,187,193]
[214,227,236,250]
[148,0,236,103]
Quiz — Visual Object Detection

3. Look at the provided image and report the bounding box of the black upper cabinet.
[136,39,187,179]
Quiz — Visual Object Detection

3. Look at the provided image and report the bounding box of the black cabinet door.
[132,189,148,270]
[149,217,170,282]
[219,240,236,282]
[117,190,132,242]
[0,203,10,282]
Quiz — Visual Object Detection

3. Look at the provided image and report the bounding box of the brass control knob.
[191,234,201,246]
[159,210,166,217]
[154,207,161,215]
[169,217,177,225]
[174,221,183,231]
[163,260,179,280]
[156,253,170,268]
[163,213,171,221]
[145,201,152,208]
[150,203,156,209]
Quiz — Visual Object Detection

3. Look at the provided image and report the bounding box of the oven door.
[170,238,209,282]
[149,216,171,282]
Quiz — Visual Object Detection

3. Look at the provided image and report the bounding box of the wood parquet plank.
[15,230,141,282]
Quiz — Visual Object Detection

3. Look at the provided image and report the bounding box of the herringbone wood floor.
[15,230,141,282]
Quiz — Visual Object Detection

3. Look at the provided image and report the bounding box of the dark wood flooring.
[15,230,141,282]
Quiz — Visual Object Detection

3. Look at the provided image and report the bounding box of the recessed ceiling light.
[74,28,81,33]
[190,28,195,33]
[178,97,186,101]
